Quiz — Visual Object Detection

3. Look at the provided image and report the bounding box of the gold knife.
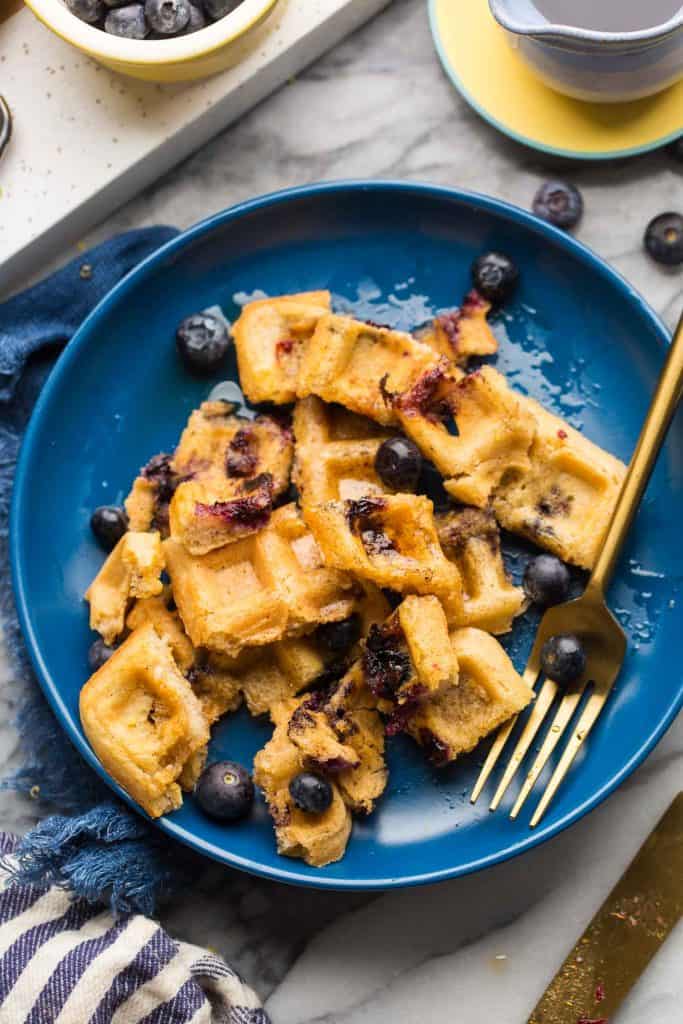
[529,792,683,1023]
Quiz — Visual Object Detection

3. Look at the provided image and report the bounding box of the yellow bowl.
[23,0,279,81]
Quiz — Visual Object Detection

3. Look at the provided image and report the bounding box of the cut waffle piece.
[436,508,524,634]
[304,494,464,620]
[126,402,294,554]
[492,395,626,570]
[293,396,395,508]
[85,531,165,645]
[232,291,331,404]
[362,596,457,715]
[405,627,533,766]
[416,290,498,365]
[164,503,355,656]
[395,363,535,507]
[253,698,352,867]
[80,622,209,818]
[297,314,440,426]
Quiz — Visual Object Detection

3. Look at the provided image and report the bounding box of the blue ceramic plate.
[11,182,683,890]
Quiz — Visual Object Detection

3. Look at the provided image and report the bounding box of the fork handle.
[590,311,683,594]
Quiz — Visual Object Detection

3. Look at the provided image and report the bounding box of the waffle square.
[85,531,165,645]
[253,698,352,867]
[416,290,498,365]
[362,596,458,713]
[436,508,525,634]
[396,364,536,507]
[304,494,464,619]
[164,503,355,656]
[293,396,394,508]
[493,396,626,569]
[79,623,209,818]
[232,291,332,404]
[126,590,195,673]
[405,627,533,765]
[297,314,440,426]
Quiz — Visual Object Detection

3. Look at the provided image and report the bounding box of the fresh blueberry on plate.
[195,761,254,822]
[540,634,586,687]
[289,772,333,814]
[317,614,361,654]
[104,4,149,37]
[523,554,571,607]
[145,0,190,35]
[532,181,583,230]
[644,212,683,266]
[90,505,128,550]
[471,251,518,304]
[88,638,115,671]
[202,0,241,18]
[374,436,422,491]
[181,3,206,32]
[176,312,231,374]
[65,0,105,22]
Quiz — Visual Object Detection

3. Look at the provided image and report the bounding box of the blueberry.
[104,4,149,37]
[523,554,571,607]
[667,137,683,162]
[90,505,128,550]
[644,212,683,266]
[195,761,254,822]
[103,0,131,7]
[202,0,241,18]
[65,0,104,21]
[176,312,231,374]
[374,436,422,491]
[471,251,519,304]
[88,638,115,671]
[181,3,206,32]
[145,0,190,34]
[289,772,333,814]
[532,181,583,230]
[317,614,361,654]
[540,634,586,687]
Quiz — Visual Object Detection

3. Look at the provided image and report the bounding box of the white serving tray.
[0,0,390,295]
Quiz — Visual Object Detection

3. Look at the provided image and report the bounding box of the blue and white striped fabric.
[0,835,270,1024]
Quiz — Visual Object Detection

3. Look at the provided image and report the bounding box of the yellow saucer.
[430,0,683,159]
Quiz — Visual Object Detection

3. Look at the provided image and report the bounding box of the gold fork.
[471,311,683,828]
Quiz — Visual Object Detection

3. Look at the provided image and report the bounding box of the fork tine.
[470,651,541,804]
[488,677,558,810]
[530,689,607,828]
[509,680,588,819]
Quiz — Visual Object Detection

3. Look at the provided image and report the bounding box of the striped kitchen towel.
[0,834,269,1023]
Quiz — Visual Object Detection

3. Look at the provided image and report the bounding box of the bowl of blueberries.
[24,0,279,81]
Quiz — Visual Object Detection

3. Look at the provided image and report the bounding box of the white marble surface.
[2,0,683,1020]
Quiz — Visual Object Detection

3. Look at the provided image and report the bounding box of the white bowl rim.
[24,0,278,65]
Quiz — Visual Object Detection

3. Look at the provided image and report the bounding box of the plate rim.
[10,178,682,890]
[428,0,683,161]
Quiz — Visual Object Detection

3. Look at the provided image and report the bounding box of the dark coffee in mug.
[534,0,682,32]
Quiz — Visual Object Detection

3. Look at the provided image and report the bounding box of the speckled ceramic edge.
[10,180,682,890]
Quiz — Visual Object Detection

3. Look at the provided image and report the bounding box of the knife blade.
[528,792,683,1023]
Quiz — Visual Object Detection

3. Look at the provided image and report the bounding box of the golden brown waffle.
[405,627,533,765]
[493,396,626,569]
[80,623,209,818]
[436,508,525,634]
[304,494,464,619]
[297,314,441,426]
[232,291,332,404]
[362,596,458,715]
[125,403,293,549]
[293,396,395,508]
[126,590,195,673]
[324,663,387,814]
[416,290,498,365]
[85,532,165,645]
[396,364,536,507]
[253,698,352,867]
[164,503,356,656]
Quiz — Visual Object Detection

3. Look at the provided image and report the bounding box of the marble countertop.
[2,0,682,1020]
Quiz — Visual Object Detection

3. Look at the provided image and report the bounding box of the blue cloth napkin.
[0,228,210,918]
